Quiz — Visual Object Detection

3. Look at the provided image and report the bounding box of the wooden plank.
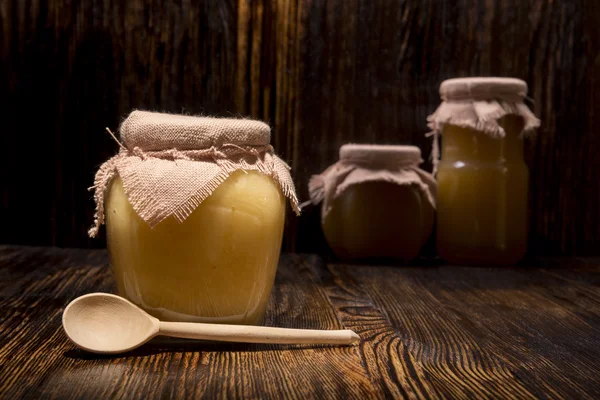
[0,247,374,399]
[316,258,442,399]
[1,0,599,254]
[3,246,600,398]
[345,261,600,399]
[321,262,538,399]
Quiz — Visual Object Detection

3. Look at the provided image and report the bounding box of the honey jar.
[90,111,299,324]
[309,144,436,261]
[427,78,540,265]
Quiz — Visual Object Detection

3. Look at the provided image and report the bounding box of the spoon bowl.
[63,293,159,354]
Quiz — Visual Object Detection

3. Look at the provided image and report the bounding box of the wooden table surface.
[1,246,600,399]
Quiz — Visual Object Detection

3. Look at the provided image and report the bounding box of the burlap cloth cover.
[89,111,299,237]
[308,144,437,221]
[427,77,541,174]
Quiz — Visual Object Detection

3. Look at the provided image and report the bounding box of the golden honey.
[322,181,434,261]
[436,116,528,265]
[105,170,286,325]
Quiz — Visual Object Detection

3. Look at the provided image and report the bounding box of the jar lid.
[89,111,299,237]
[340,144,422,168]
[440,77,528,102]
[308,144,436,220]
[427,77,540,176]
[120,110,271,151]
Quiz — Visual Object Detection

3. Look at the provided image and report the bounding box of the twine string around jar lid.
[104,127,276,162]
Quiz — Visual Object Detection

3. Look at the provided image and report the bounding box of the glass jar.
[105,171,285,325]
[90,111,299,324]
[310,145,436,261]
[428,78,540,265]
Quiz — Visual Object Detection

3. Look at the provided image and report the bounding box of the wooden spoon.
[62,293,360,354]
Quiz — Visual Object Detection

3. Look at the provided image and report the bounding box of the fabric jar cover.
[308,144,437,221]
[427,77,541,174]
[89,110,299,237]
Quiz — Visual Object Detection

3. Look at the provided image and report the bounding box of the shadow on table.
[327,255,595,270]
[329,256,445,268]
[63,337,348,360]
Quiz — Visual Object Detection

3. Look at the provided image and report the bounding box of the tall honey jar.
[428,78,540,265]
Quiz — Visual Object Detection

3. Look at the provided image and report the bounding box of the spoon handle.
[159,322,360,345]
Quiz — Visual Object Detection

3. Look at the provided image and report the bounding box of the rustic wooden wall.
[1,0,599,254]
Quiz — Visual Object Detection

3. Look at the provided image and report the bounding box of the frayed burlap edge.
[308,161,437,222]
[426,100,541,175]
[89,146,300,238]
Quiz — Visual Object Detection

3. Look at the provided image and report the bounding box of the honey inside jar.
[105,170,286,325]
[322,181,434,261]
[436,115,528,265]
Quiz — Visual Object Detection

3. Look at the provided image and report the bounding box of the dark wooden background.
[1,0,599,254]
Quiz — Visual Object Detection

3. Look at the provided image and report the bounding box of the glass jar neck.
[441,115,525,163]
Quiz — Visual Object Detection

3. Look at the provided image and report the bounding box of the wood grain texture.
[338,259,600,399]
[0,247,374,399]
[1,0,599,254]
[2,246,600,398]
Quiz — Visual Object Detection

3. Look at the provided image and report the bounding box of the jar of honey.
[427,78,540,265]
[308,144,436,261]
[89,111,299,325]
